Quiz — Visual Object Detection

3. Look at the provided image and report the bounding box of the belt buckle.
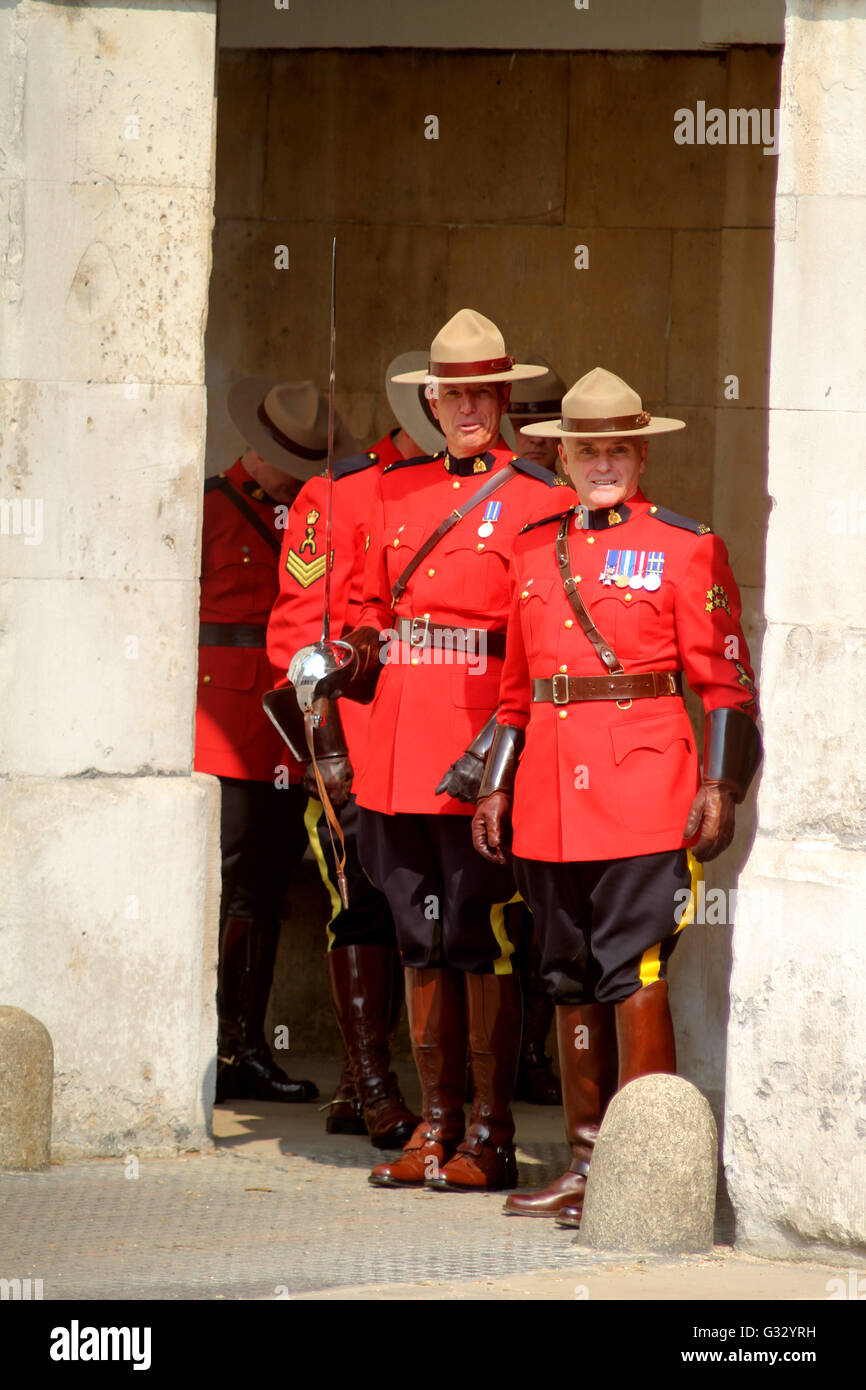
[409,615,431,648]
[551,672,569,705]
[666,671,678,695]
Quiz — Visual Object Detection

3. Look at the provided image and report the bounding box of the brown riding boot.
[324,1054,366,1135]
[430,971,522,1193]
[555,981,676,1229]
[505,1000,617,1218]
[328,944,419,1149]
[369,966,466,1186]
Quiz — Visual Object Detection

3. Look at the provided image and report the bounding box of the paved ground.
[0,1058,849,1302]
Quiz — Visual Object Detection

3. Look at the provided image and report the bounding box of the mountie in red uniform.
[195,456,314,1105]
[353,446,566,820]
[266,431,422,1150]
[498,489,759,863]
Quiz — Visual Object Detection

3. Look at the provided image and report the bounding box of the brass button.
[477,543,485,552]
[575,574,582,583]
[586,536,595,545]
[559,665,568,674]
[242,555,251,565]
[452,480,461,490]
[565,619,574,629]
[558,709,568,720]
[410,656,420,666]
[650,505,658,513]
[521,590,529,599]
[393,538,400,548]
[423,612,430,619]
[624,593,632,602]
[427,568,435,578]
[202,674,212,684]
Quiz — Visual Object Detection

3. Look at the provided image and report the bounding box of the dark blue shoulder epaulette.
[648,504,713,535]
[510,455,562,487]
[333,450,382,481]
[520,506,577,535]
[204,472,228,493]
[382,451,443,474]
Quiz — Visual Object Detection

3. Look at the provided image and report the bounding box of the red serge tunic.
[498,490,759,862]
[352,447,564,817]
[266,433,404,767]
[194,459,292,781]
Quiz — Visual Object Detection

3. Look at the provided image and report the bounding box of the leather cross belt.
[533,670,682,704]
[395,616,506,661]
[199,622,267,648]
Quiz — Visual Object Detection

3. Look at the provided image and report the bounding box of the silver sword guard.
[288,638,356,721]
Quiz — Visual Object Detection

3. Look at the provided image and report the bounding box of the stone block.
[726,839,866,1259]
[764,409,865,629]
[215,51,269,220]
[668,232,722,406]
[20,4,215,190]
[0,1007,53,1171]
[0,577,199,777]
[641,404,716,525]
[721,47,782,228]
[0,774,220,1157]
[717,230,774,410]
[0,381,205,582]
[12,179,213,387]
[566,53,727,229]
[446,226,671,403]
[264,51,569,226]
[712,406,770,590]
[769,197,866,414]
[751,620,866,845]
[776,15,866,200]
[579,1074,718,1253]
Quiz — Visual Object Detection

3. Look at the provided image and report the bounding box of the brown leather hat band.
[429,355,514,378]
[256,402,329,461]
[562,411,651,433]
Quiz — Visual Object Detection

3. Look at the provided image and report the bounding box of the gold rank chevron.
[285,548,331,588]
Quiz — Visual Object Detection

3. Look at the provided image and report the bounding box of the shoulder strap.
[212,476,281,556]
[390,465,515,606]
[555,515,623,674]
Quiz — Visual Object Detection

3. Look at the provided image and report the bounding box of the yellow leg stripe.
[489,890,522,976]
[638,852,704,988]
[303,795,341,950]
[675,850,704,935]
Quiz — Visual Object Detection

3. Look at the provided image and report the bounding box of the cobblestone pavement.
[0,1060,841,1302]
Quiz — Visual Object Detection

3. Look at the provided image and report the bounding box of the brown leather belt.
[533,670,682,704]
[395,616,506,661]
[199,622,267,648]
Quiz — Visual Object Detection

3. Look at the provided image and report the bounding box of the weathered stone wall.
[725,1,866,1263]
[0,2,220,1156]
[208,47,780,1092]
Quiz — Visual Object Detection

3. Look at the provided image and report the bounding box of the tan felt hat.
[226,377,357,480]
[391,309,549,386]
[520,367,686,439]
[385,351,447,456]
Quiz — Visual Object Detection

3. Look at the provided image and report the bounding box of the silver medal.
[477,521,494,538]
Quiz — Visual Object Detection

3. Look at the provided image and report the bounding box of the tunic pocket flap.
[198,649,259,692]
[610,712,693,765]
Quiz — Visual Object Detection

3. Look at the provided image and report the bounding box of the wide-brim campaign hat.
[390,309,549,386]
[226,377,358,480]
[520,367,686,439]
[503,358,567,448]
[385,351,447,456]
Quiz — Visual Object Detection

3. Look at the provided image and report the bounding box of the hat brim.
[385,353,446,456]
[226,376,357,480]
[391,363,548,386]
[520,416,686,439]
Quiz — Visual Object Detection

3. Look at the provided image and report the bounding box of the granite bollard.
[0,1007,54,1171]
[578,1073,717,1253]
